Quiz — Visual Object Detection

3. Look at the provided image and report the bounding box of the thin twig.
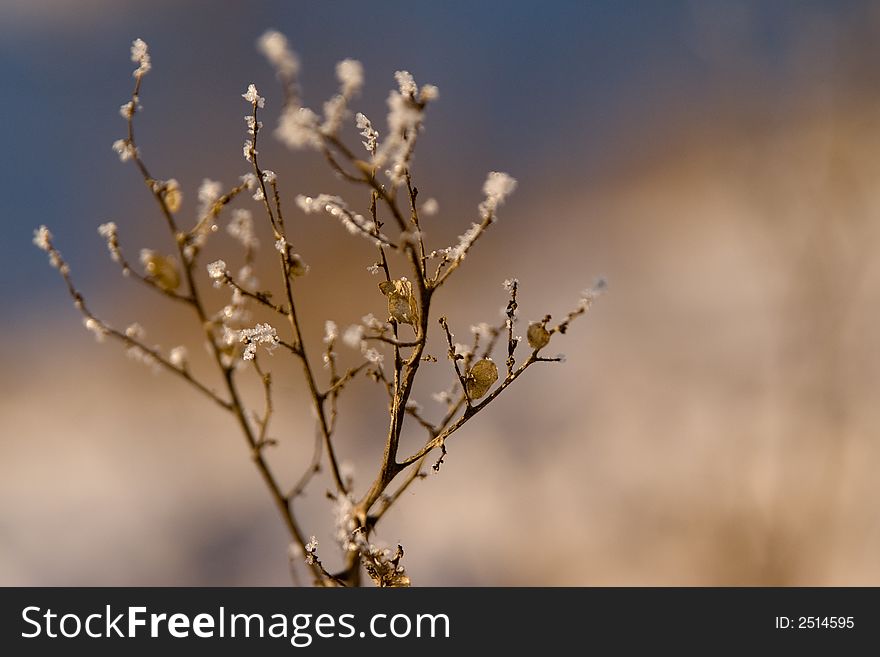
[122,75,323,581]
[249,101,348,496]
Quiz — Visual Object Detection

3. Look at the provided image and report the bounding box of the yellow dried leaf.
[466,358,498,400]
[288,254,309,278]
[143,252,180,291]
[527,322,550,349]
[162,180,182,213]
[379,278,419,326]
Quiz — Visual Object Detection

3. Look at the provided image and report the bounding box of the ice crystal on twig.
[239,323,279,361]
[131,38,151,78]
[257,30,299,78]
[35,32,602,588]
[242,83,265,109]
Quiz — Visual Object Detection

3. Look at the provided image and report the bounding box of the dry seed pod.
[379,277,419,326]
[527,322,550,349]
[142,250,180,291]
[466,358,498,399]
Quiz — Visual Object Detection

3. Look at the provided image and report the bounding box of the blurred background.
[3,0,880,585]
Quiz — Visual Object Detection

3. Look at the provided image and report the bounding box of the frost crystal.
[479,171,517,220]
[98,222,117,240]
[321,94,348,135]
[449,222,482,261]
[244,115,260,135]
[112,139,137,162]
[323,320,338,345]
[419,84,439,102]
[207,259,228,286]
[355,112,379,154]
[483,171,517,202]
[33,225,52,251]
[394,70,417,97]
[361,345,383,364]
[243,139,255,162]
[219,283,251,324]
[375,84,421,176]
[370,69,437,186]
[239,323,280,361]
[34,226,63,268]
[470,322,492,340]
[321,61,363,135]
[227,209,258,250]
[131,38,151,78]
[276,106,321,149]
[242,83,265,109]
[169,346,188,368]
[342,324,364,349]
[362,313,384,330]
[83,317,107,342]
[336,59,364,97]
[126,344,160,373]
[295,194,377,239]
[197,179,223,216]
[579,278,608,310]
[257,30,299,78]
[240,172,265,201]
[304,536,319,564]
[421,198,439,216]
[124,322,145,340]
[334,493,358,552]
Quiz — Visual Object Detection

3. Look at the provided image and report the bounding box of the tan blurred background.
[3,0,880,585]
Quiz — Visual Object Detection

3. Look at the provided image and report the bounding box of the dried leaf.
[379,278,419,326]
[527,322,550,349]
[143,252,180,291]
[466,358,498,399]
[288,253,309,278]
[162,181,182,213]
